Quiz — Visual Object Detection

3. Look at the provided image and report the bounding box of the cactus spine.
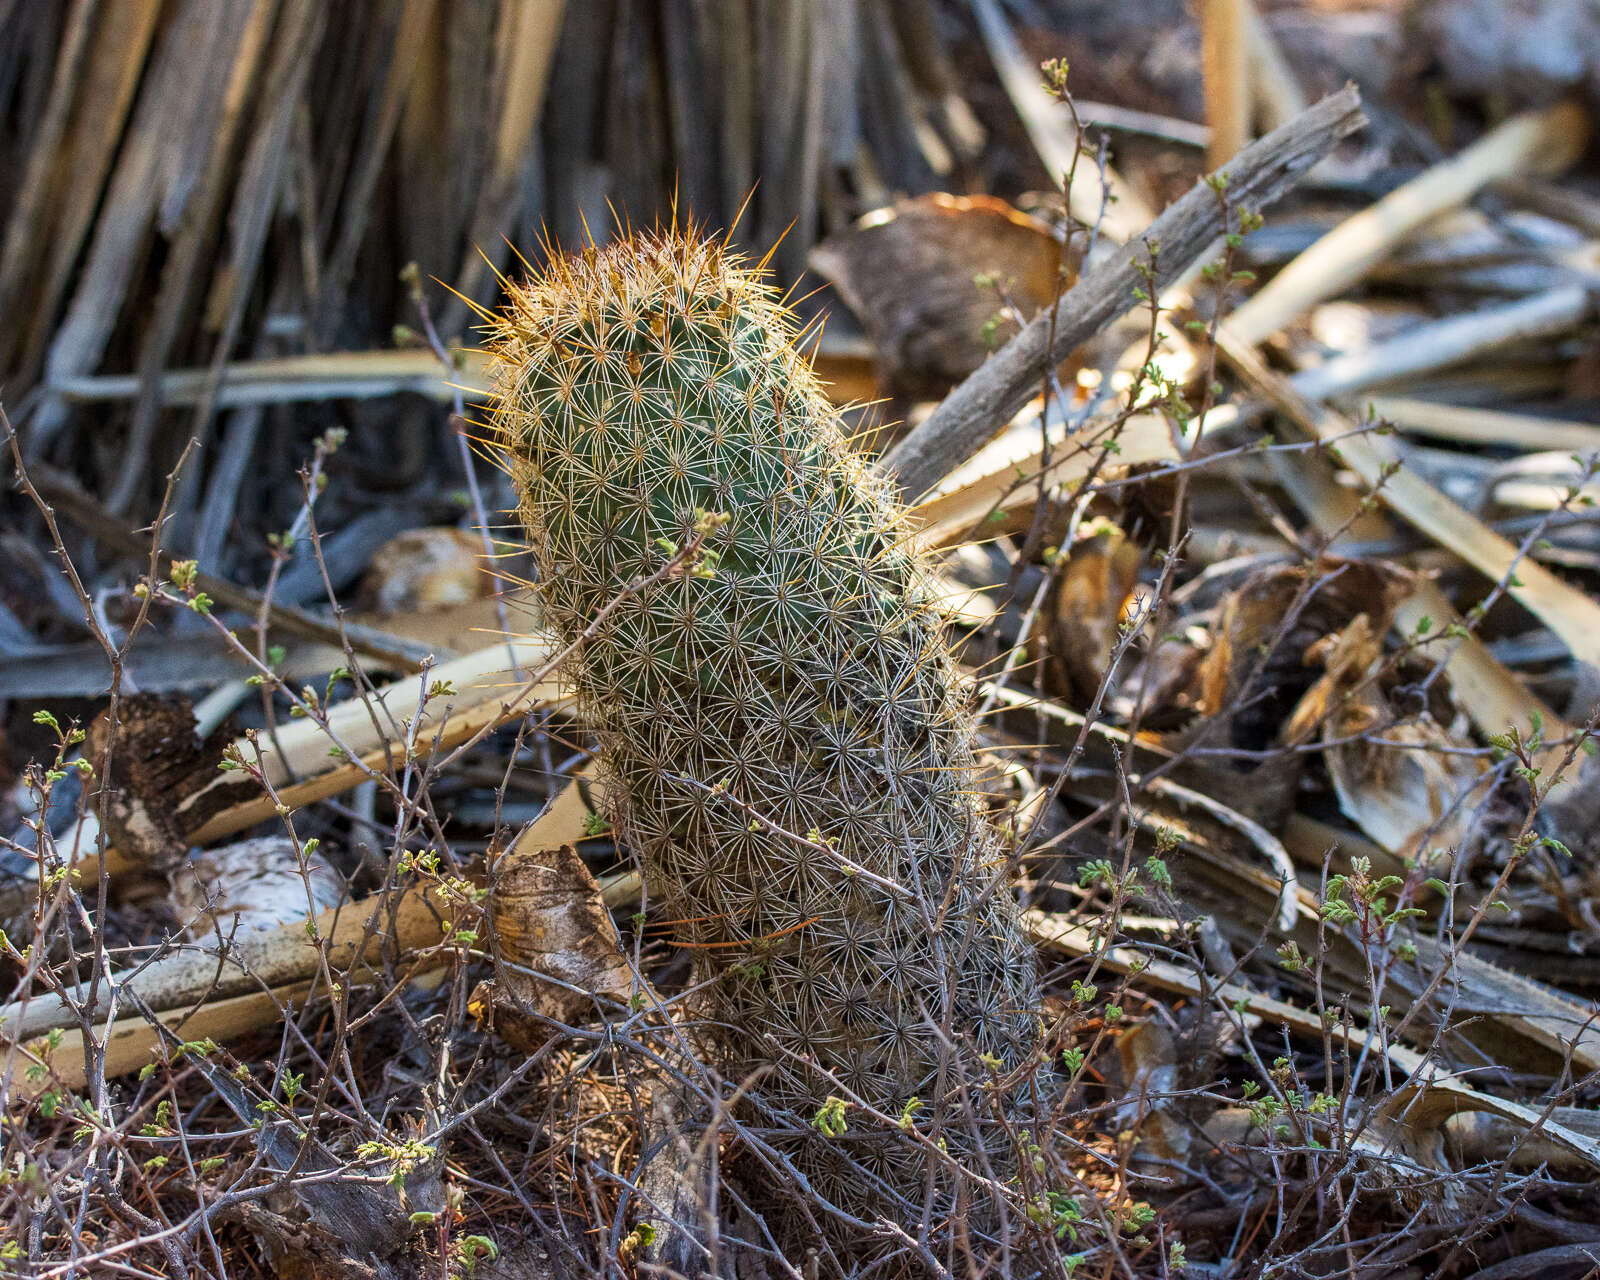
[488,230,1036,1201]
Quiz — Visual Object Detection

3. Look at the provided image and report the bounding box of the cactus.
[487,229,1037,1207]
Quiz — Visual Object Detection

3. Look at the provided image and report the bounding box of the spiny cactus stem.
[512,510,726,695]
[672,773,917,903]
[489,229,1039,1222]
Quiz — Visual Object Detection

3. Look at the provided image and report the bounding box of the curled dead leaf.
[474,842,637,1054]
[809,193,1068,401]
[1043,521,1145,706]
[1288,614,1489,868]
[1183,559,1413,825]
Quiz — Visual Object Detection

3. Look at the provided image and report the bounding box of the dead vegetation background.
[4,1,1600,1277]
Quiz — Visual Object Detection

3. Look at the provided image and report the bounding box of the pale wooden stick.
[50,337,878,409]
[1,881,449,1041]
[1340,433,1600,668]
[18,981,318,1095]
[1292,285,1590,403]
[191,638,559,839]
[909,414,1179,551]
[8,768,608,1082]
[1396,586,1568,744]
[1363,396,1600,455]
[1202,0,1253,170]
[1230,101,1589,345]
[1244,3,1307,132]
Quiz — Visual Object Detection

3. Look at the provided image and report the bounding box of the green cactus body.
[488,231,1036,1200]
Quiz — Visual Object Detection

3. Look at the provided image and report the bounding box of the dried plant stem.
[1245,4,1307,131]
[2,881,449,1042]
[1202,0,1253,170]
[1362,397,1600,454]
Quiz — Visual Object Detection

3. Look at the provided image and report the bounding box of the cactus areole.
[488,229,1037,1202]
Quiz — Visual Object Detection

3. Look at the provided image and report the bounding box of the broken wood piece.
[171,835,346,939]
[883,86,1365,503]
[473,842,637,1054]
[1446,1106,1600,1174]
[84,691,242,870]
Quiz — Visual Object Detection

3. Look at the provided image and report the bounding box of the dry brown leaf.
[474,842,637,1054]
[1043,522,1144,705]
[1291,617,1489,868]
[1113,1019,1189,1163]
[1186,559,1411,825]
[809,193,1066,401]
